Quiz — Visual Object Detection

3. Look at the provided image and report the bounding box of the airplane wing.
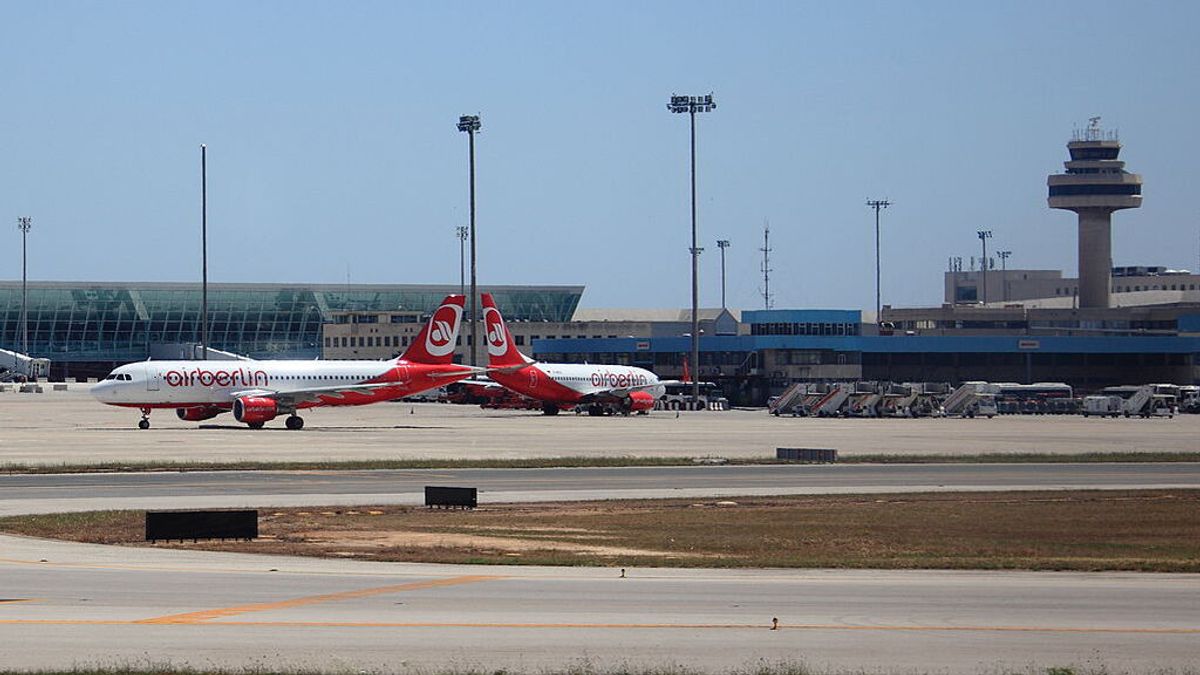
[581,381,666,402]
[230,382,416,406]
[485,363,533,375]
[228,367,486,406]
[458,377,504,388]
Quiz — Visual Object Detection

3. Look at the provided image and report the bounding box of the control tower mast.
[1047,118,1142,309]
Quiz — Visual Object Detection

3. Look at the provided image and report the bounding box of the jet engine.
[233,396,278,425]
[628,390,656,412]
[175,406,224,422]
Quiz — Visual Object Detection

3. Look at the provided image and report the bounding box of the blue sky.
[2,1,1198,310]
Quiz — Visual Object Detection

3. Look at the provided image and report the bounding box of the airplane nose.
[91,381,113,402]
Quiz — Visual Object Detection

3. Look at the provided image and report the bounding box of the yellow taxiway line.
[135,575,500,624]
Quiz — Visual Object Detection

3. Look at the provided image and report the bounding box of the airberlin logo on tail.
[164,367,269,388]
[424,303,462,357]
[484,307,508,356]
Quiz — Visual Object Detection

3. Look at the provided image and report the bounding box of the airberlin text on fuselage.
[163,367,269,388]
[590,371,648,388]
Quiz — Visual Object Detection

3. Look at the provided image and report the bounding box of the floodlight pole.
[456,225,469,299]
[866,199,891,322]
[201,145,209,360]
[977,230,993,304]
[668,94,715,408]
[17,217,32,356]
[997,250,1012,302]
[717,239,730,308]
[458,115,481,366]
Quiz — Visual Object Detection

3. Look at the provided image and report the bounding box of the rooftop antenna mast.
[759,219,773,309]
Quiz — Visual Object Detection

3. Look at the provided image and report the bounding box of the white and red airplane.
[479,293,667,416]
[92,294,477,430]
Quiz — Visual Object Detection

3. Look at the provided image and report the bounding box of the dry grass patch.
[2,490,1199,571]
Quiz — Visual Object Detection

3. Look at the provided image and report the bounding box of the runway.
[3,462,1200,515]
[1,534,1197,672]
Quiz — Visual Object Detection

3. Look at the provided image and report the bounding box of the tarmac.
[2,385,1199,672]
[1,385,1197,467]
[2,534,1198,673]
[4,463,1200,516]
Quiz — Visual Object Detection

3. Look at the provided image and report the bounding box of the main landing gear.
[138,408,151,430]
[541,402,560,416]
[285,415,305,430]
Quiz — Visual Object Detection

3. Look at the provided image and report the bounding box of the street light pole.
[866,199,891,322]
[455,225,469,299]
[17,217,31,355]
[977,230,993,304]
[200,144,208,360]
[717,239,730,308]
[668,93,715,408]
[997,250,1012,302]
[457,115,481,367]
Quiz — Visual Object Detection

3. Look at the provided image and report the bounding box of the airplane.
[479,293,667,416]
[92,294,477,430]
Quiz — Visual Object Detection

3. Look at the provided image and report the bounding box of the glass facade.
[0,281,583,364]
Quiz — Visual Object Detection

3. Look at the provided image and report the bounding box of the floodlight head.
[667,93,716,114]
[977,230,993,239]
[717,239,730,248]
[17,217,31,233]
[457,115,481,132]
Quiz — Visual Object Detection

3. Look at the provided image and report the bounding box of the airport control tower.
[1047,118,1142,308]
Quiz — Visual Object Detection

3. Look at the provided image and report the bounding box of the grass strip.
[3,452,1199,475]
[4,490,1198,572]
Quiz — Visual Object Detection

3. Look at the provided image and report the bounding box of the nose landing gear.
[138,408,151,430]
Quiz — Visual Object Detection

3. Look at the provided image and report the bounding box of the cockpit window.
[121,374,132,381]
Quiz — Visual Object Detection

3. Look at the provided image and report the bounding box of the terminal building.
[0,281,582,378]
[2,279,1197,403]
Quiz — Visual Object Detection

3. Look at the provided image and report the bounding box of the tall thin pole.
[866,200,891,322]
[717,240,730,309]
[456,226,468,299]
[17,217,32,355]
[668,94,714,408]
[977,230,993,305]
[760,220,772,309]
[201,145,208,360]
[688,108,700,404]
[998,250,1011,302]
[458,115,481,367]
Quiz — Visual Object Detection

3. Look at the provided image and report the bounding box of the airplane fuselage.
[491,362,664,404]
[92,359,463,410]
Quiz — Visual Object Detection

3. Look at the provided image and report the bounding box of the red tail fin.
[481,293,528,367]
[400,295,464,364]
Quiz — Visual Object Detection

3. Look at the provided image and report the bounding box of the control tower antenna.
[1049,117,1142,308]
[759,219,773,309]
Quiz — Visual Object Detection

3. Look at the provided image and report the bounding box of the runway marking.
[0,619,1195,635]
[0,598,34,604]
[135,575,500,624]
